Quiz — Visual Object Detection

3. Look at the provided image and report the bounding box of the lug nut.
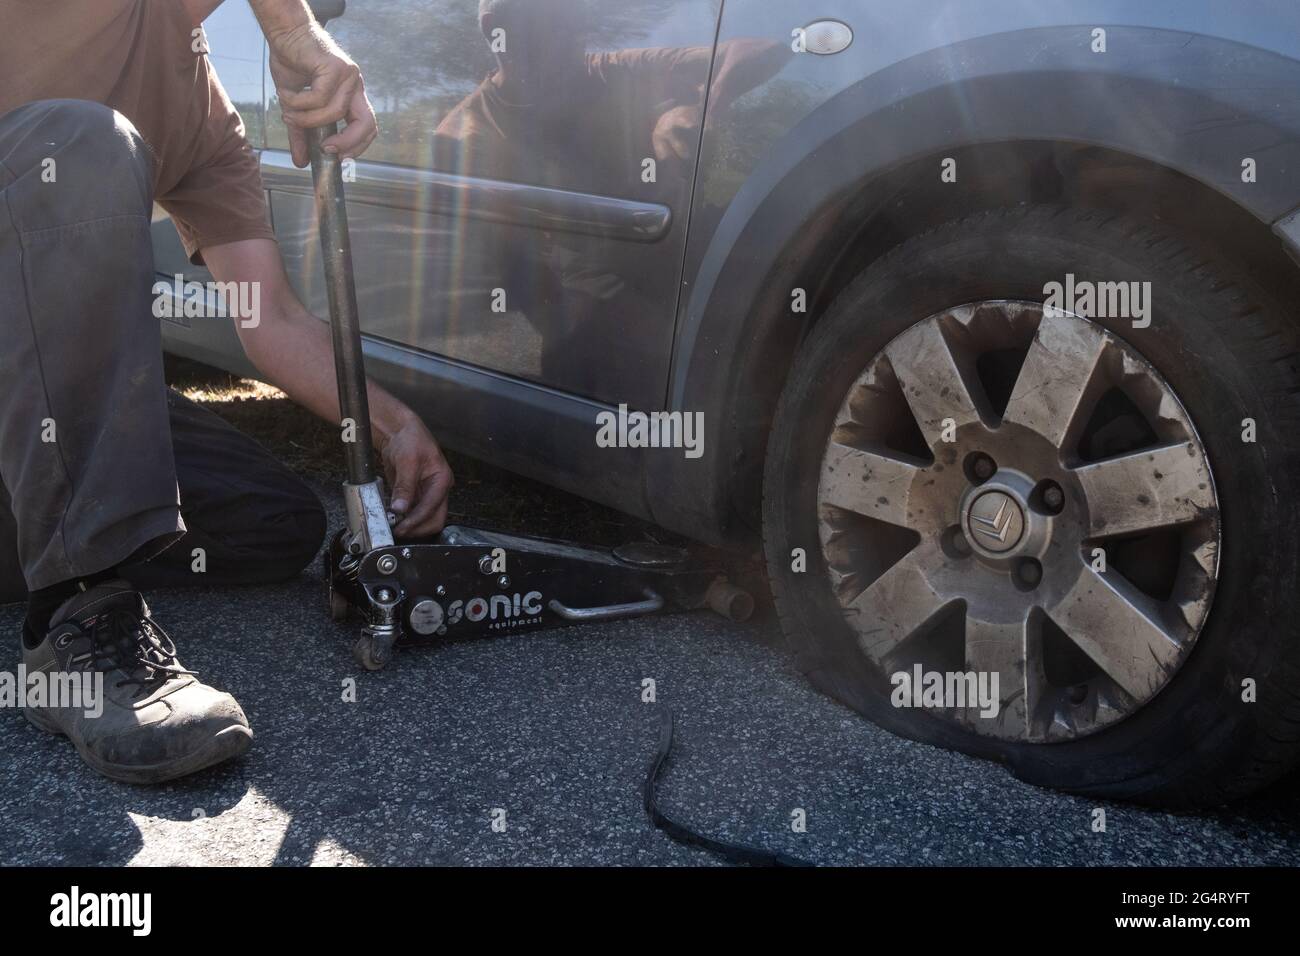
[943,525,972,558]
[972,454,996,482]
[1042,484,1064,513]
[1016,559,1042,589]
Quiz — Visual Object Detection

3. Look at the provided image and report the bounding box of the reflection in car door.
[262,0,723,411]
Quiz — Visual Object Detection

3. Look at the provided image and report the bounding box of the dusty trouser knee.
[0,100,182,592]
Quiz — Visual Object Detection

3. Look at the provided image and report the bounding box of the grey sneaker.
[22,581,252,784]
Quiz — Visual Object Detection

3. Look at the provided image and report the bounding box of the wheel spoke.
[886,319,984,449]
[1048,566,1182,700]
[1002,311,1108,446]
[843,539,953,664]
[964,613,1044,738]
[1075,442,1216,538]
[821,442,928,529]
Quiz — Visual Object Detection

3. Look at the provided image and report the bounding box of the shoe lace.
[87,605,195,693]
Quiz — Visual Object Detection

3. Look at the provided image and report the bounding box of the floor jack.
[305,124,757,671]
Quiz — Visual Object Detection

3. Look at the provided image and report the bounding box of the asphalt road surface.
[2,481,1299,866]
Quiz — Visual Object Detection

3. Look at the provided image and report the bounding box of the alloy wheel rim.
[817,301,1220,742]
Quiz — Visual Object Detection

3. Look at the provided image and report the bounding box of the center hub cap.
[966,490,1024,553]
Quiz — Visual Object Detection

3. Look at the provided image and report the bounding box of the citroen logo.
[967,491,1025,553]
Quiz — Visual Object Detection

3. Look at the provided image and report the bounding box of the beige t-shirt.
[0,0,273,262]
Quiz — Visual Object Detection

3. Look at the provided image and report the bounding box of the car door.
[262,0,722,413]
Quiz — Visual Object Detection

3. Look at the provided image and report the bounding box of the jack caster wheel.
[353,630,396,671]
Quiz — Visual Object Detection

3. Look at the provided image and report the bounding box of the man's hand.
[266,19,378,165]
[652,104,702,163]
[379,414,454,539]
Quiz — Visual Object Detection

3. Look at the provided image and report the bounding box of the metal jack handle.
[306,114,393,552]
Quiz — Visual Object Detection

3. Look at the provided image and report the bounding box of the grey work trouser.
[0,99,325,602]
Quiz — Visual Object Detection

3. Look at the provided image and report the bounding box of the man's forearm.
[241,304,416,452]
[248,0,314,40]
[202,239,414,449]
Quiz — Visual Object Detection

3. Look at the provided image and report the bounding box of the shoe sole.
[24,707,254,785]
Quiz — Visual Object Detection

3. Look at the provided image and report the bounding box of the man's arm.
[187,2,450,534]
[201,239,454,537]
